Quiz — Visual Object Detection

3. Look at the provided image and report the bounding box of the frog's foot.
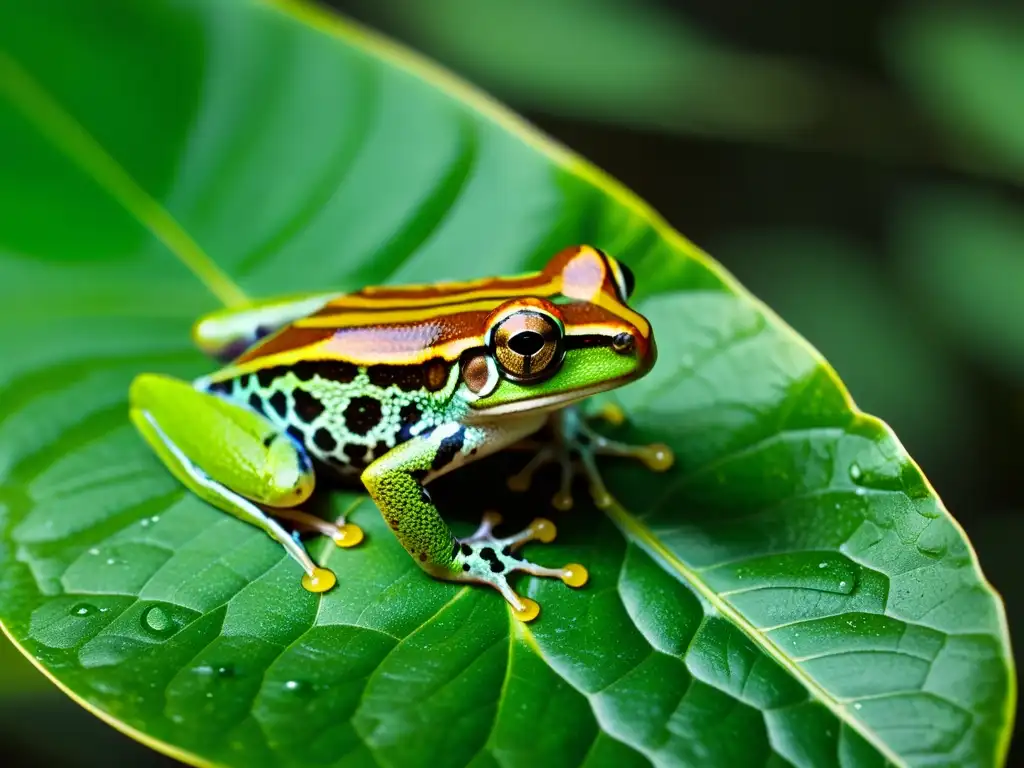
[507,404,673,511]
[271,508,365,549]
[454,512,588,622]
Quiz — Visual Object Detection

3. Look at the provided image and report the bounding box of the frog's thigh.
[128,374,333,584]
[192,291,342,361]
[130,373,315,506]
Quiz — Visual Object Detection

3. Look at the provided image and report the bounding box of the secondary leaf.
[894,187,1024,382]
[0,1,1013,767]
[886,5,1024,179]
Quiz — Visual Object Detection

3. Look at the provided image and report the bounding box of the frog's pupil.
[509,331,545,356]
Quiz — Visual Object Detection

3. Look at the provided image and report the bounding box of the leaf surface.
[0,1,1013,767]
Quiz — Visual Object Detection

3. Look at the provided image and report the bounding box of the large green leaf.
[0,1,1014,767]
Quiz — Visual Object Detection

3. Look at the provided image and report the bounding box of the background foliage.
[0,0,1020,765]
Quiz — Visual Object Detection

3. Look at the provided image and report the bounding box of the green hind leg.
[129,373,359,593]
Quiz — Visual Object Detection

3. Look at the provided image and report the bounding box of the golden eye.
[491,310,564,381]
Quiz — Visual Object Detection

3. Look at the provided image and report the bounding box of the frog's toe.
[272,508,365,549]
[456,515,587,622]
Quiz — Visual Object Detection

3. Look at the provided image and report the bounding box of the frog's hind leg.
[129,373,345,593]
[507,403,674,511]
[192,291,342,362]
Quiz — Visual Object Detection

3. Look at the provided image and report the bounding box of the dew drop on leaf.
[141,605,175,636]
[70,603,96,617]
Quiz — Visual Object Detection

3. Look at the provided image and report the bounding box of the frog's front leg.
[507,403,674,511]
[361,421,588,622]
[128,374,357,593]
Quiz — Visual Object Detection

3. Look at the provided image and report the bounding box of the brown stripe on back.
[234,326,337,365]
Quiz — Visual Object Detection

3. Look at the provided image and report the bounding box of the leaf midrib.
[602,499,908,768]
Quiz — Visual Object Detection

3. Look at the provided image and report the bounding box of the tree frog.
[129,246,672,621]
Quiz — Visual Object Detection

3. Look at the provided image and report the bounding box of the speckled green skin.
[190,357,545,580]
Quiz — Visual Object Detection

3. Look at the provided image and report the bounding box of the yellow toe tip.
[591,488,613,509]
[643,444,675,472]
[561,564,589,588]
[301,567,337,593]
[529,518,557,543]
[482,511,503,526]
[333,523,364,548]
[512,597,540,622]
[551,492,574,512]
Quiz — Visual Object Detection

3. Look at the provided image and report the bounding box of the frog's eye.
[491,310,564,382]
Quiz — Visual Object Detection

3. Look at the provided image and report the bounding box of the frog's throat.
[461,376,633,421]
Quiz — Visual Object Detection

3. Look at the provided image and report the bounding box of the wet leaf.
[0,1,1013,766]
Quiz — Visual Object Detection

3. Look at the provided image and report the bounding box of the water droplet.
[849,463,862,481]
[88,548,100,556]
[140,518,151,528]
[853,702,863,710]
[217,666,234,678]
[105,558,116,565]
[282,679,313,696]
[194,665,215,676]
[916,540,947,559]
[71,603,96,617]
[793,554,858,594]
[150,516,160,523]
[141,605,176,636]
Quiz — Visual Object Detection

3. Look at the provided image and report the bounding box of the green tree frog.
[129,246,671,621]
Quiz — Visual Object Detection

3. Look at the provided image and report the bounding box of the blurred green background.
[2,0,1020,764]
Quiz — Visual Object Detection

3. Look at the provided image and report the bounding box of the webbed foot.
[454,512,588,622]
[507,403,673,510]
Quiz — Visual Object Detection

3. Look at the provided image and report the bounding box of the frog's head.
[460,246,654,418]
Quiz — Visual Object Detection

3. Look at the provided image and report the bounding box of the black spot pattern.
[207,380,231,395]
[460,543,473,556]
[248,393,266,416]
[286,425,305,445]
[343,443,369,467]
[368,364,428,392]
[479,547,504,573]
[292,388,324,423]
[396,403,421,443]
[257,366,287,388]
[343,396,382,436]
[292,360,358,384]
[313,428,337,452]
[431,427,465,471]
[269,391,288,418]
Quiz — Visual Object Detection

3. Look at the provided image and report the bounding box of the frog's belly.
[199,362,456,474]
